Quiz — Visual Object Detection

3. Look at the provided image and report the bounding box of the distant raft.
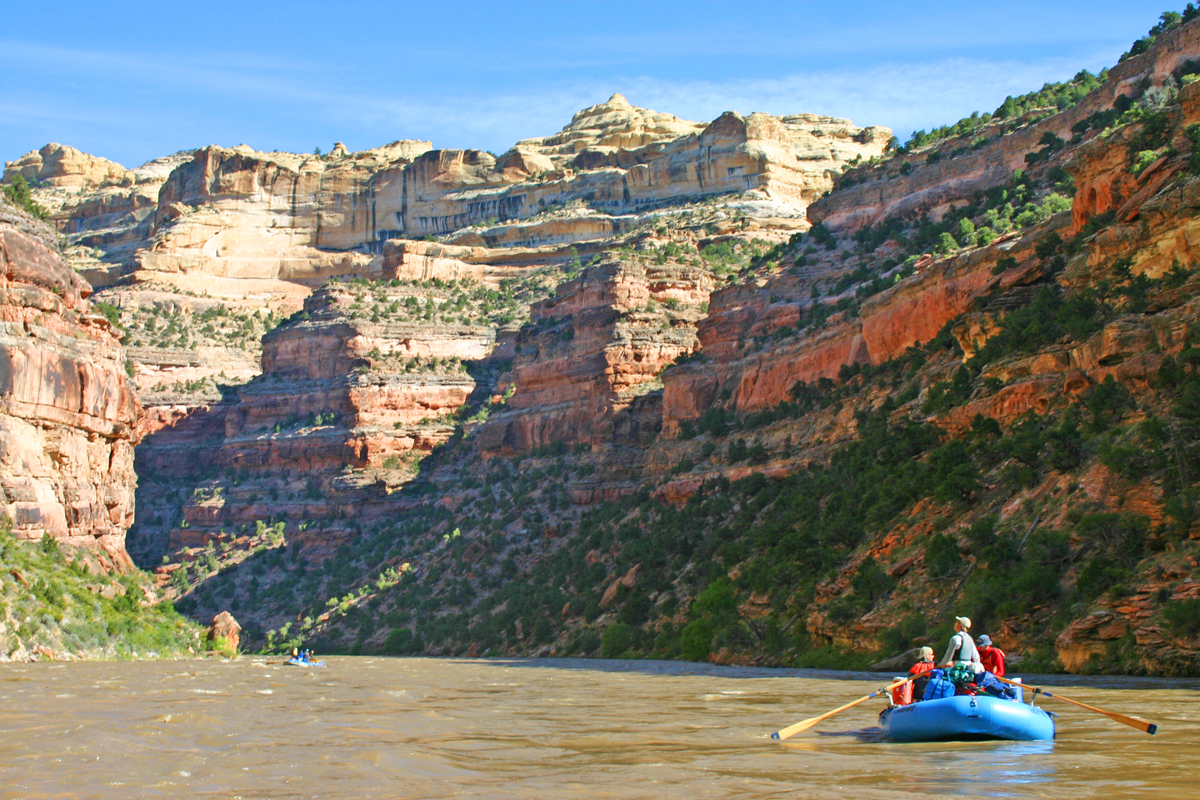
[880,695,1055,742]
[285,657,326,667]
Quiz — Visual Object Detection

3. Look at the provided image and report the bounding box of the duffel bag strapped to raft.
[975,671,1017,700]
[946,663,977,688]
[922,669,956,701]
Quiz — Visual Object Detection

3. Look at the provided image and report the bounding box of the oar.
[771,676,914,740]
[997,676,1158,735]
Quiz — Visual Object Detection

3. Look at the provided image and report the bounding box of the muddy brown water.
[1,658,1198,799]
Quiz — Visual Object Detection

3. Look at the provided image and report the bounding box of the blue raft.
[880,695,1055,742]
[285,657,326,667]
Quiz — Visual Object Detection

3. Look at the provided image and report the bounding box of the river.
[1,657,1197,799]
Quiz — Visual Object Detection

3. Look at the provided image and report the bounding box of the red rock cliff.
[0,203,142,571]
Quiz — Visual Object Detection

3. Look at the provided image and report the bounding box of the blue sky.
[0,1,1177,169]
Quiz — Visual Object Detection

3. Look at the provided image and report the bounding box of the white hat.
[955,616,972,629]
[919,646,934,658]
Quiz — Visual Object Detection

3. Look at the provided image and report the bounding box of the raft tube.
[880,695,1055,742]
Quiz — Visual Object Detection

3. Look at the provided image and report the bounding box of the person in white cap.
[910,646,936,676]
[941,615,983,673]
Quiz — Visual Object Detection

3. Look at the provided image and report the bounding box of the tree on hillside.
[1,176,49,220]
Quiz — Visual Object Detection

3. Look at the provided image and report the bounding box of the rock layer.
[481,255,711,453]
[6,97,888,295]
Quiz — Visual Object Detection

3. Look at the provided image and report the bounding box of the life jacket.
[896,660,936,705]
[949,631,980,666]
[980,646,1006,677]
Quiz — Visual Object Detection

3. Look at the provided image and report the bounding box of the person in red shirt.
[910,646,936,677]
[897,646,936,704]
[977,634,1006,677]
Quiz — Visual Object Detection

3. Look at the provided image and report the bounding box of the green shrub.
[878,612,928,655]
[825,596,861,624]
[617,592,652,625]
[935,232,959,255]
[601,621,632,658]
[992,256,1019,276]
[210,634,238,658]
[926,533,964,579]
[1131,149,1162,177]
[923,366,972,414]
[575,630,602,654]
[851,557,896,602]
[1162,599,1200,637]
[679,619,712,661]
[383,627,425,655]
[1187,124,1200,175]
[1073,513,1148,600]
[2,176,50,220]
[968,285,1105,370]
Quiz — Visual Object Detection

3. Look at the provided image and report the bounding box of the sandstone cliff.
[0,201,141,571]
[3,98,886,495]
[479,253,712,454]
[808,16,1200,235]
[6,96,887,295]
[130,278,507,573]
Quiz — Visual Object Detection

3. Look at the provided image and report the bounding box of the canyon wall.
[131,280,499,566]
[4,97,888,483]
[17,16,1200,675]
[0,202,141,571]
[7,95,889,296]
[238,18,1200,675]
[479,255,712,453]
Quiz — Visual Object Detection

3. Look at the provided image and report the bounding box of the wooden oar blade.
[770,716,823,740]
[771,677,913,740]
[1046,692,1158,735]
[997,677,1159,735]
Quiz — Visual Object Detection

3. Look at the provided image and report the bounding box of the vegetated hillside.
[0,519,199,660]
[159,9,1200,677]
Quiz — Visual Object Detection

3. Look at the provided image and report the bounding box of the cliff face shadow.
[129,400,234,569]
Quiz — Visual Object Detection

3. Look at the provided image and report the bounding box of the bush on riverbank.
[0,519,202,661]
